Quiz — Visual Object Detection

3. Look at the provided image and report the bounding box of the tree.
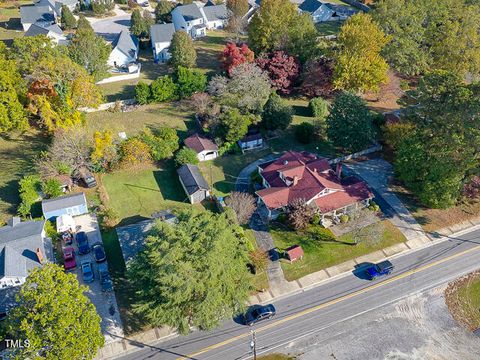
[127,210,252,334]
[130,8,147,38]
[227,0,249,17]
[326,92,376,152]
[218,108,256,143]
[295,122,315,144]
[170,31,197,68]
[119,138,152,167]
[225,192,256,225]
[60,5,77,29]
[287,198,314,231]
[309,97,329,120]
[6,264,104,360]
[285,13,319,64]
[91,129,119,171]
[256,51,300,94]
[262,92,293,130]
[175,66,207,98]
[175,147,199,166]
[226,0,249,39]
[220,42,254,76]
[68,16,111,81]
[135,81,151,104]
[91,0,115,15]
[150,75,177,102]
[333,13,390,93]
[141,127,179,161]
[18,175,41,218]
[42,178,63,198]
[155,0,174,23]
[299,58,335,98]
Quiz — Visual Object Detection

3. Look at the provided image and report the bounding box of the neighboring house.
[238,133,263,151]
[20,5,55,31]
[200,4,229,29]
[177,164,211,204]
[35,0,79,17]
[24,23,67,44]
[150,23,176,63]
[108,30,139,69]
[298,0,356,23]
[255,151,373,220]
[171,3,207,38]
[184,133,219,162]
[42,192,88,220]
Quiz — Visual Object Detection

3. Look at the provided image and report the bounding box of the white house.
[150,23,176,63]
[184,133,219,162]
[42,192,88,220]
[171,3,207,38]
[24,23,67,44]
[35,0,79,18]
[200,4,229,29]
[20,5,55,31]
[238,133,264,151]
[108,30,139,69]
[298,0,356,23]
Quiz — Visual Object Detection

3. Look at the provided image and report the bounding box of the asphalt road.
[118,226,480,360]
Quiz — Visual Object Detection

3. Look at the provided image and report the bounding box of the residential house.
[24,23,67,44]
[108,30,139,69]
[177,164,211,204]
[255,151,373,221]
[200,4,229,29]
[20,5,55,31]
[35,0,79,18]
[171,3,207,38]
[298,0,356,23]
[238,133,263,151]
[184,133,219,162]
[150,23,176,63]
[42,192,88,220]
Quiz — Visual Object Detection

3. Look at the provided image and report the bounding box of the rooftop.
[20,5,55,25]
[42,192,87,214]
[112,30,138,59]
[201,4,228,22]
[150,23,176,44]
[173,3,204,21]
[177,164,210,195]
[184,133,218,153]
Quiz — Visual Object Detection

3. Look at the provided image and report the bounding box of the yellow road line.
[177,244,480,360]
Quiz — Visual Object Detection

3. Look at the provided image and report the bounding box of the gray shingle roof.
[174,3,204,21]
[112,30,139,58]
[150,23,176,44]
[298,0,323,13]
[177,164,210,195]
[20,5,55,25]
[202,4,228,22]
[41,192,87,214]
[24,23,63,37]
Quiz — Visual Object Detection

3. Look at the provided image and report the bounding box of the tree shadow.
[152,162,185,202]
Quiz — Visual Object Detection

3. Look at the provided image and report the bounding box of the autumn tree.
[256,51,300,94]
[225,191,257,224]
[220,42,254,76]
[127,210,252,334]
[6,264,104,360]
[170,31,197,68]
[299,58,335,98]
[91,129,119,171]
[287,198,314,231]
[119,137,152,167]
[60,5,77,29]
[226,0,249,38]
[155,0,175,23]
[140,127,179,161]
[333,13,390,93]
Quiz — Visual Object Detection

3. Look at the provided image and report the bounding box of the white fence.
[95,64,142,85]
[79,98,136,113]
[328,144,382,165]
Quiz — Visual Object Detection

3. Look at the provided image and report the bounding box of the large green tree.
[218,107,256,143]
[326,92,376,152]
[262,92,293,130]
[128,210,252,334]
[333,13,390,93]
[155,0,174,23]
[6,264,104,360]
[60,5,77,29]
[170,31,197,68]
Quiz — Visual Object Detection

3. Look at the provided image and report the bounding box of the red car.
[63,247,77,271]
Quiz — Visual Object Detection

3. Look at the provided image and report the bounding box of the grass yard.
[315,20,344,36]
[271,221,407,281]
[258,354,296,360]
[245,229,270,292]
[445,271,480,331]
[0,0,29,45]
[195,30,234,77]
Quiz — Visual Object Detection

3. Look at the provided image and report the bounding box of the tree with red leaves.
[256,51,300,95]
[299,58,335,98]
[220,42,254,77]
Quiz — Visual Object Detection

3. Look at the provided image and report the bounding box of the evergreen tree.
[170,31,197,68]
[60,5,77,30]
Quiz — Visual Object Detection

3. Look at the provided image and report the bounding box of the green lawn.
[446,272,480,332]
[245,229,270,292]
[195,30,234,77]
[0,0,29,45]
[258,354,295,360]
[271,221,407,281]
[315,20,345,36]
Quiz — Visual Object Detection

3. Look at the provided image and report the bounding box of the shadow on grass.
[292,104,312,118]
[153,161,185,202]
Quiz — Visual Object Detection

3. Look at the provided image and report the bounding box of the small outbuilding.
[285,245,304,263]
[184,133,218,161]
[238,133,264,151]
[177,164,210,204]
[55,214,75,233]
[42,192,88,220]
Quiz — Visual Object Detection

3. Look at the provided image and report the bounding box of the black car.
[245,304,276,326]
[92,243,106,263]
[76,231,90,255]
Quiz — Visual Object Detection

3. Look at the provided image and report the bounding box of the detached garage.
[177,164,210,204]
[42,192,88,220]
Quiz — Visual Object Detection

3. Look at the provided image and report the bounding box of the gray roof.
[41,192,87,214]
[20,5,55,25]
[174,3,204,21]
[177,164,210,195]
[150,23,176,44]
[112,30,139,58]
[0,218,46,280]
[25,23,63,37]
[202,4,228,22]
[298,0,323,13]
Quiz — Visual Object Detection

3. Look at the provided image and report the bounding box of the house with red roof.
[255,151,373,223]
[184,133,219,162]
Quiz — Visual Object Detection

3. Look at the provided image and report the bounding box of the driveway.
[91,14,131,42]
[72,214,124,344]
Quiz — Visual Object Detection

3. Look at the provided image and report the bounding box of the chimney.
[283,160,289,166]
[8,217,21,227]
[336,162,342,179]
[293,175,299,186]
[36,248,44,264]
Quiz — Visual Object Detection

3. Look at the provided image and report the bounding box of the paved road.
[117,226,480,360]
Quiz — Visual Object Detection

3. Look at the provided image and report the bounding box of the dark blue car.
[245,304,276,326]
[365,260,394,280]
[76,231,90,254]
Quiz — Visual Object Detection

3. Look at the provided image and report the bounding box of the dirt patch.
[445,271,480,331]
[362,70,405,112]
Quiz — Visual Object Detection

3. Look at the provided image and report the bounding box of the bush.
[309,97,329,119]
[368,201,380,212]
[382,121,415,150]
[311,213,321,225]
[44,220,59,242]
[175,66,207,99]
[276,212,287,224]
[42,178,63,199]
[175,147,199,167]
[250,170,262,185]
[140,127,179,161]
[135,81,151,105]
[294,122,315,144]
[340,214,349,223]
[98,205,119,229]
[150,75,177,103]
[249,249,268,274]
[308,225,336,242]
[262,93,293,130]
[119,138,152,167]
[18,175,42,218]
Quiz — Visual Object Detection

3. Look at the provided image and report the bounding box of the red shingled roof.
[184,133,218,153]
[285,245,304,262]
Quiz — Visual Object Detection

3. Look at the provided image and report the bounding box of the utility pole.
[250,329,257,360]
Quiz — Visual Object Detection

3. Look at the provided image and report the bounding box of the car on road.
[76,231,90,254]
[92,243,106,263]
[244,304,276,326]
[365,260,394,280]
[63,247,76,271]
[98,262,113,292]
[81,260,94,283]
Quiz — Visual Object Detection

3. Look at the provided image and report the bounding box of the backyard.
[0,0,28,45]
[270,220,407,281]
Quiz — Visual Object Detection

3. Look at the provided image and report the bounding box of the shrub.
[44,220,59,242]
[308,225,336,242]
[140,127,179,161]
[175,67,207,99]
[18,175,42,218]
[382,121,415,150]
[311,213,321,225]
[309,97,329,119]
[340,214,349,223]
[42,178,63,199]
[262,92,293,130]
[175,147,199,167]
[276,212,287,224]
[98,205,119,229]
[135,81,151,105]
[119,138,152,167]
[249,248,268,274]
[294,122,315,144]
[150,75,177,103]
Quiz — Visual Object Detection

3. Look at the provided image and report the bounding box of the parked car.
[61,231,74,246]
[78,167,97,188]
[81,260,94,283]
[244,304,276,326]
[76,231,90,254]
[92,243,106,263]
[63,246,76,271]
[98,262,113,292]
[365,260,394,280]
